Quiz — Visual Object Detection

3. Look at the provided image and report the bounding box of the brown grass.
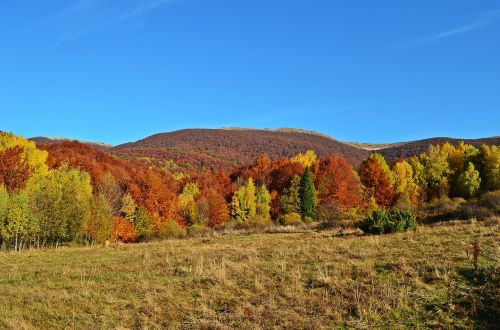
[0,219,498,329]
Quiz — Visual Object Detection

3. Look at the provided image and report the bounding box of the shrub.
[156,220,187,239]
[188,224,213,237]
[112,216,137,243]
[302,216,314,225]
[359,209,416,234]
[248,214,273,228]
[279,212,303,226]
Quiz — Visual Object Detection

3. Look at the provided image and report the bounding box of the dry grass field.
[0,220,498,329]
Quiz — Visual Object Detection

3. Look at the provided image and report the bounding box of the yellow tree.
[0,132,48,191]
[291,150,317,168]
[392,160,419,205]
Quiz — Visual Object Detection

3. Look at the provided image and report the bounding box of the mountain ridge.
[27,128,500,172]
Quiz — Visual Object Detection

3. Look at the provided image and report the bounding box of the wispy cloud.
[53,0,178,45]
[404,10,500,47]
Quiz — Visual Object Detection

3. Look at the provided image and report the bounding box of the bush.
[112,216,137,243]
[156,220,187,239]
[477,190,500,213]
[279,212,303,226]
[359,209,416,235]
[188,224,213,237]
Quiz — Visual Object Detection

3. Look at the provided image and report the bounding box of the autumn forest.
[0,131,498,251]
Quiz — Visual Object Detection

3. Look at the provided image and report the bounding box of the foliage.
[120,193,137,224]
[156,219,187,239]
[203,190,229,229]
[299,167,318,220]
[392,160,419,204]
[255,184,271,220]
[230,178,257,223]
[0,132,49,190]
[132,207,155,241]
[457,162,481,198]
[476,145,499,192]
[359,157,395,208]
[0,146,32,192]
[83,195,113,245]
[369,153,395,185]
[359,209,416,234]
[112,216,136,243]
[188,223,213,237]
[280,175,301,214]
[279,212,303,226]
[31,164,93,245]
[315,155,362,211]
[421,143,452,199]
[1,192,38,251]
[95,172,123,216]
[178,183,200,225]
[291,150,317,168]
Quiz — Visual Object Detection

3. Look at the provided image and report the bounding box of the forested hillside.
[110,129,371,171]
[0,130,499,251]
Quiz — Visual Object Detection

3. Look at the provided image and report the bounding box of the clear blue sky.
[1,0,499,145]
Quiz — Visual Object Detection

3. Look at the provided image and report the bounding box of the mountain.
[378,137,500,161]
[29,129,500,172]
[110,128,371,171]
[29,137,113,150]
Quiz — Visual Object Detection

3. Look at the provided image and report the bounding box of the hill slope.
[379,136,500,161]
[30,137,112,150]
[110,128,371,171]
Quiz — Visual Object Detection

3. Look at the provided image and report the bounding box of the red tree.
[314,155,362,211]
[204,189,230,229]
[0,146,31,192]
[112,216,137,243]
[358,158,395,208]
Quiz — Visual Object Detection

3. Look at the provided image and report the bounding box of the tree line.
[0,132,498,250]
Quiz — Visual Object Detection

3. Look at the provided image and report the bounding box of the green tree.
[448,142,479,196]
[245,178,257,220]
[230,178,258,223]
[280,175,301,214]
[421,144,452,199]
[476,145,500,192]
[0,186,8,236]
[178,183,200,225]
[457,162,481,198]
[120,193,137,224]
[2,192,38,251]
[299,167,317,220]
[83,195,113,245]
[31,164,93,246]
[255,184,271,220]
[230,193,245,222]
[133,207,155,241]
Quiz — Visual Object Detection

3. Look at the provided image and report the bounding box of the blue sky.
[0,0,499,145]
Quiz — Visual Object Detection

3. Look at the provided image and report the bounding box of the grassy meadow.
[0,220,498,329]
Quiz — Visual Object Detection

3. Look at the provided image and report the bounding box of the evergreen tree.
[299,167,317,220]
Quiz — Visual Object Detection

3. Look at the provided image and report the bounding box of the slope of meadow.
[0,220,498,329]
